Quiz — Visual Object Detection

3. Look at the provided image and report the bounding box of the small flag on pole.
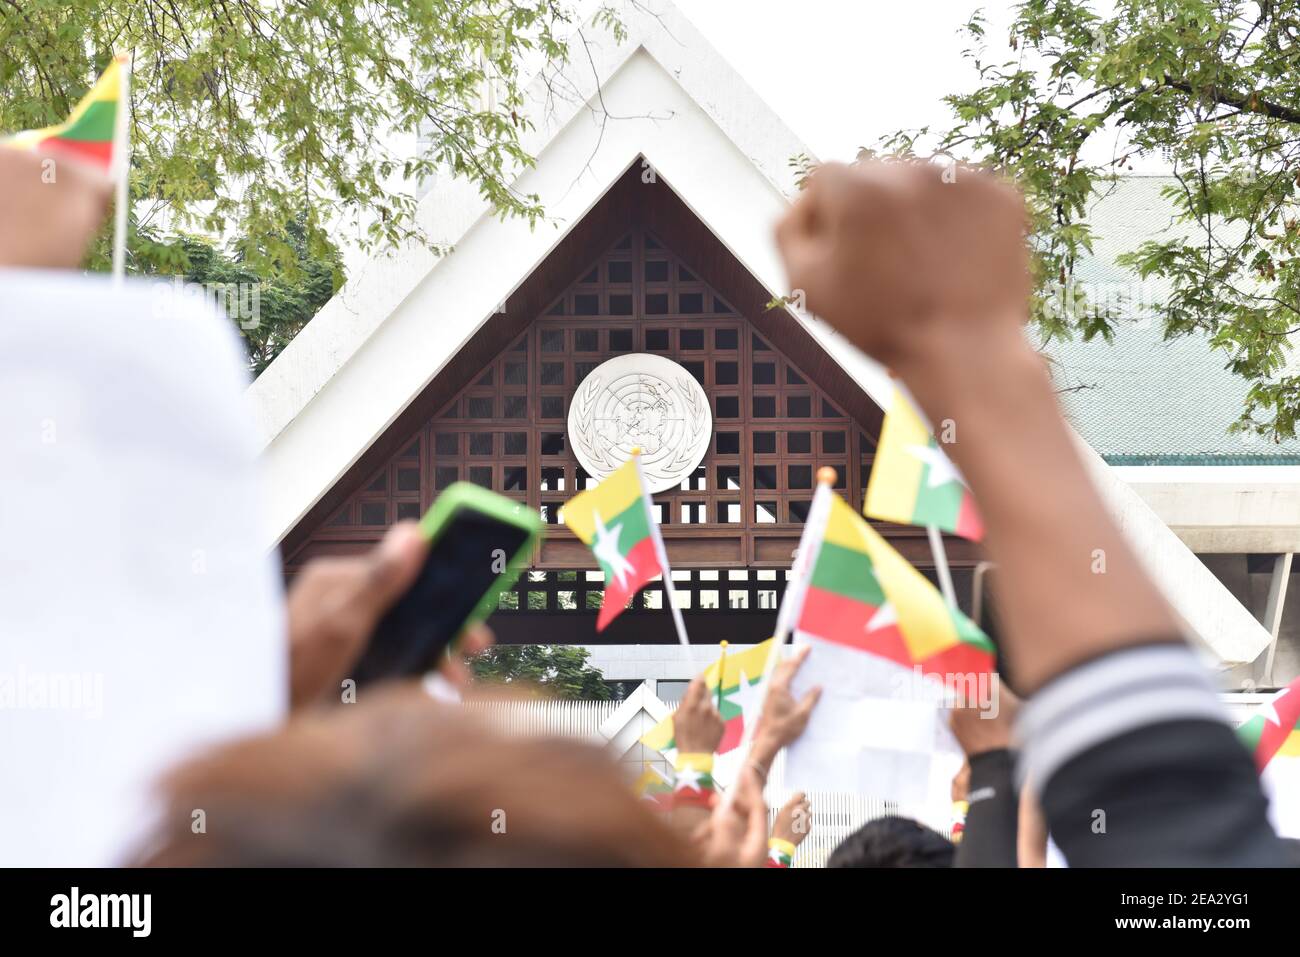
[1239,676,1300,771]
[800,492,994,678]
[865,385,983,541]
[563,455,665,632]
[1238,676,1300,838]
[3,53,132,283]
[641,638,775,764]
[781,483,991,804]
[3,55,128,174]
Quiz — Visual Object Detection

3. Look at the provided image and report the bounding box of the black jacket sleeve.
[1017,643,1286,868]
[954,748,1019,868]
[1040,719,1284,867]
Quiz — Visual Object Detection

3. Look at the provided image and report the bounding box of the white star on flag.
[674,766,705,790]
[591,512,635,588]
[725,669,766,731]
[1262,687,1292,726]
[905,443,967,490]
[768,846,788,865]
[865,601,898,634]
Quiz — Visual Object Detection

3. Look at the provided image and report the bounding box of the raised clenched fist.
[774,160,1031,369]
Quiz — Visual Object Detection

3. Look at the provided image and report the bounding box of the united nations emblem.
[568,353,712,494]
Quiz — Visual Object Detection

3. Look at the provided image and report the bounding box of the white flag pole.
[731,467,836,765]
[110,52,131,287]
[926,524,958,607]
[632,448,694,670]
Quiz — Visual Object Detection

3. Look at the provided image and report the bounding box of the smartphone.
[351,483,543,685]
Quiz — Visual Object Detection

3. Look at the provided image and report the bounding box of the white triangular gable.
[247,0,1272,665]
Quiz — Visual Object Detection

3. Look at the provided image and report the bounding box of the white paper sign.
[0,271,286,866]
[786,634,961,813]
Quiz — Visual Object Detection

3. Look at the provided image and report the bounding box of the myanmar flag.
[640,638,775,760]
[1239,677,1300,772]
[797,492,994,680]
[864,386,983,541]
[3,55,127,174]
[1238,676,1300,838]
[632,765,674,810]
[563,456,664,631]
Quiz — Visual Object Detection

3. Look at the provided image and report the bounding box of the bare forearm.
[895,319,1179,692]
[749,732,781,776]
[772,160,1282,865]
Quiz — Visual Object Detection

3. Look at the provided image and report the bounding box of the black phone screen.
[351,509,531,685]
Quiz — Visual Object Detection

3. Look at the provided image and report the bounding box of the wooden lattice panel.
[300,229,872,568]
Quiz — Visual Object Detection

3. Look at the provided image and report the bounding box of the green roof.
[1044,176,1300,464]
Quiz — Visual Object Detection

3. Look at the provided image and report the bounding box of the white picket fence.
[761,749,901,867]
[461,687,905,868]
[461,697,621,740]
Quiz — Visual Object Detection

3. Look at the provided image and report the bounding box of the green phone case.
[418,482,544,629]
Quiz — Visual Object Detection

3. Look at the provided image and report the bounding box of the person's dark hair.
[137,683,694,867]
[827,815,955,868]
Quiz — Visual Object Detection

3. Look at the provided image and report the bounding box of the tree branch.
[1162,77,1300,125]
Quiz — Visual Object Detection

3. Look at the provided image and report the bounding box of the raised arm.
[775,161,1175,690]
[774,160,1284,866]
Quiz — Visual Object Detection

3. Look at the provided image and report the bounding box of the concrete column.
[1261,553,1294,687]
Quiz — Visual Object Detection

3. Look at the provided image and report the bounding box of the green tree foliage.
[470,644,614,700]
[151,221,343,375]
[879,0,1300,440]
[0,0,606,280]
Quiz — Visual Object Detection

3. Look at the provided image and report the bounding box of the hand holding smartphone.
[351,483,542,686]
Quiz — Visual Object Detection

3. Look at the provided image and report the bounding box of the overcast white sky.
[663,0,1014,164]
[586,0,1160,171]
[343,1,1157,273]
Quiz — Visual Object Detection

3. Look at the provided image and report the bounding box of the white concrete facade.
[581,642,776,685]
[1113,466,1300,553]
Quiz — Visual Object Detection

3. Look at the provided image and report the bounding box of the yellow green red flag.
[632,765,673,809]
[640,638,774,756]
[3,56,127,173]
[798,491,994,678]
[1238,675,1300,772]
[865,386,983,541]
[563,456,664,631]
